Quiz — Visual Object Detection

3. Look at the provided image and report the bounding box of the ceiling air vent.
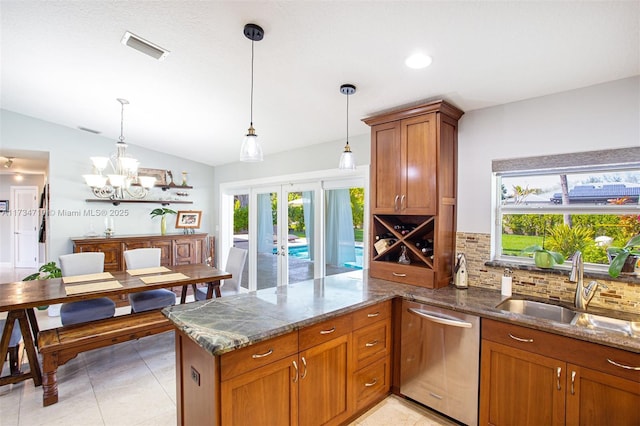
[121,31,170,61]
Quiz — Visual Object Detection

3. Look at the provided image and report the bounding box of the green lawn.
[502,234,544,256]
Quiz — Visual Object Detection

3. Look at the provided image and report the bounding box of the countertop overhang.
[162,271,639,356]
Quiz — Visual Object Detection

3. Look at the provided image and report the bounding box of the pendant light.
[338,84,357,170]
[239,23,264,162]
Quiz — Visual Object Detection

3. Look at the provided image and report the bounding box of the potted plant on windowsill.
[150,208,177,235]
[23,262,62,310]
[607,234,640,278]
[521,245,565,269]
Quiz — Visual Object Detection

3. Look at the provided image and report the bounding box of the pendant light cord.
[345,92,349,146]
[250,39,254,126]
[119,102,125,142]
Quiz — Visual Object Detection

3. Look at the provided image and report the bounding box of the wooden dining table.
[0,263,231,390]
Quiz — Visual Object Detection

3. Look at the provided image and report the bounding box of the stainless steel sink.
[496,299,576,324]
[572,313,640,338]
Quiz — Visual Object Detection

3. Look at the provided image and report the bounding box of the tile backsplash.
[456,232,639,314]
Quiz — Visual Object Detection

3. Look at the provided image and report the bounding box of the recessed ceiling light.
[405,53,432,69]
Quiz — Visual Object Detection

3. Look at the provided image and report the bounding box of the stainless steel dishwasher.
[400,300,480,426]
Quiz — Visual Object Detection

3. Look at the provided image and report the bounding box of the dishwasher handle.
[408,307,473,328]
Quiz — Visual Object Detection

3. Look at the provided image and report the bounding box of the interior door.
[11,186,39,268]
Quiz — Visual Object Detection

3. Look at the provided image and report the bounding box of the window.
[493,148,640,269]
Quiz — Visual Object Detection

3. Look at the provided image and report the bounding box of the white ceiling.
[1,1,638,167]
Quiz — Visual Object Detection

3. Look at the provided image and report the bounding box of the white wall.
[457,76,640,234]
[0,110,215,263]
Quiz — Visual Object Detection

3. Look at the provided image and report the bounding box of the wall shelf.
[85,199,193,206]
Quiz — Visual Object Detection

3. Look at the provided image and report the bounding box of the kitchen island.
[163,270,639,425]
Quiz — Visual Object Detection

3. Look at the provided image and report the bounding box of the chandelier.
[83,99,156,200]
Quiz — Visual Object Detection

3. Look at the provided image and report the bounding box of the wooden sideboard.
[71,233,209,272]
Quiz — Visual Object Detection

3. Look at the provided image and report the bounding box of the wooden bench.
[37,310,174,406]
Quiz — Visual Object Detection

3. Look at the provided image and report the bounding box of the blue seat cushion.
[0,319,22,346]
[60,298,116,326]
[128,289,176,313]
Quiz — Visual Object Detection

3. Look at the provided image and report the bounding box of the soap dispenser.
[453,253,468,289]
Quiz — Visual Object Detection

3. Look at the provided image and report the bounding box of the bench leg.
[42,352,59,406]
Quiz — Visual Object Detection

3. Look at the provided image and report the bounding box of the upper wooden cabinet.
[365,100,463,216]
[71,233,206,271]
[364,100,463,288]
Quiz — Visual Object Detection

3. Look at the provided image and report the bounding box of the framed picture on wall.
[138,168,167,186]
[0,200,8,212]
[175,210,202,229]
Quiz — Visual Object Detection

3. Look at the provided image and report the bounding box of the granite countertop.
[162,270,640,356]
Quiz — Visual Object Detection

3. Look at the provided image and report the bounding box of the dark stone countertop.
[162,270,640,356]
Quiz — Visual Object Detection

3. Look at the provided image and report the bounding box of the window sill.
[484,260,639,284]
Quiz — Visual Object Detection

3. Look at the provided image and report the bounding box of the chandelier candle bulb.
[501,268,513,297]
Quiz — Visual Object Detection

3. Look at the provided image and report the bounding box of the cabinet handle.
[400,194,405,210]
[364,378,378,387]
[556,367,562,391]
[252,349,273,359]
[508,333,534,343]
[392,272,407,277]
[367,312,380,318]
[394,195,400,211]
[570,370,576,395]
[320,327,336,335]
[301,356,307,379]
[365,340,379,348]
[607,358,640,370]
[292,360,298,383]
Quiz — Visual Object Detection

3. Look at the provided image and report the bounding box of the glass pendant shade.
[90,156,109,171]
[107,174,126,188]
[119,157,139,174]
[239,127,263,162]
[84,174,108,188]
[338,144,356,170]
[138,176,156,189]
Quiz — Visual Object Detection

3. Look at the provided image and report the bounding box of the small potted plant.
[23,262,62,310]
[521,245,565,269]
[150,208,177,235]
[607,234,640,278]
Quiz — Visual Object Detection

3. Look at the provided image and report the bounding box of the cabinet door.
[221,355,299,426]
[298,334,352,426]
[174,239,199,265]
[400,114,437,215]
[371,121,402,213]
[151,240,172,266]
[480,340,565,426]
[566,363,640,426]
[75,242,123,271]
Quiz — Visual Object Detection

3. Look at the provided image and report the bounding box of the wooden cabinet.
[72,233,206,271]
[350,301,392,412]
[176,300,394,426]
[365,100,463,289]
[480,319,640,426]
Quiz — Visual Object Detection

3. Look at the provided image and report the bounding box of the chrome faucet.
[570,251,607,309]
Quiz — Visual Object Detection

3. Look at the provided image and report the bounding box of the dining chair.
[59,252,116,326]
[124,248,176,313]
[195,247,247,301]
[0,318,22,375]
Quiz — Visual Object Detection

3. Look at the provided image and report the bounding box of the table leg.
[0,309,42,387]
[206,280,221,299]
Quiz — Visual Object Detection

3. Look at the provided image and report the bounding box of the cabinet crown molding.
[363,99,464,126]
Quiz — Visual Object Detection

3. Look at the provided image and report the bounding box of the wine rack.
[372,214,435,269]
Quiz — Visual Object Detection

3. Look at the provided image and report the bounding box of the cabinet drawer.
[352,300,391,330]
[353,321,391,370]
[482,319,640,383]
[369,262,434,287]
[298,314,352,351]
[220,332,298,381]
[354,356,391,411]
